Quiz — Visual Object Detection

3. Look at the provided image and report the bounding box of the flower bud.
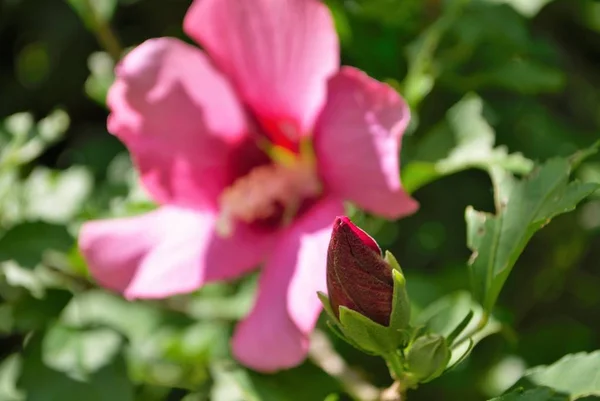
[406,335,450,382]
[326,216,394,326]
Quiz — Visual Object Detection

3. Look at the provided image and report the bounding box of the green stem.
[380,381,406,401]
[402,0,471,109]
[81,0,123,62]
[309,330,380,401]
[385,351,405,380]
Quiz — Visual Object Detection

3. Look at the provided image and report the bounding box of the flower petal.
[79,207,274,299]
[107,38,249,211]
[315,67,419,219]
[232,197,344,372]
[184,0,338,144]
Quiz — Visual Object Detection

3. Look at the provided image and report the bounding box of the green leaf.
[402,94,533,193]
[0,303,14,333]
[468,59,564,94]
[0,222,73,268]
[506,351,600,400]
[58,290,225,389]
[11,290,72,331]
[210,361,340,401]
[467,145,600,312]
[18,334,134,401]
[490,387,568,401]
[42,324,122,380]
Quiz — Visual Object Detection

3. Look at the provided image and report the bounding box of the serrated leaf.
[468,146,600,312]
[0,222,73,268]
[402,94,533,193]
[506,351,600,400]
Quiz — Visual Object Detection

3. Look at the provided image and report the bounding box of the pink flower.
[79,0,418,372]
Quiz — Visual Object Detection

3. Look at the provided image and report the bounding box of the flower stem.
[81,0,124,62]
[401,0,471,109]
[384,351,405,380]
[309,330,380,401]
[380,382,406,401]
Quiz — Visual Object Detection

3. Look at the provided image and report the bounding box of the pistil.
[216,139,321,237]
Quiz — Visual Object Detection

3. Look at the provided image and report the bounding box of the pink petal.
[315,67,419,219]
[107,38,249,211]
[232,197,344,372]
[79,207,274,299]
[184,0,339,144]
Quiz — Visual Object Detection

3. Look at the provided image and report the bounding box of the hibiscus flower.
[79,0,418,372]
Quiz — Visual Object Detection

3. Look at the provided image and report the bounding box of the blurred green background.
[0,0,599,400]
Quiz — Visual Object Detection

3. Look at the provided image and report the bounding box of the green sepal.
[387,252,411,335]
[317,292,342,329]
[338,307,403,355]
[327,321,377,355]
[384,250,403,274]
[317,291,376,354]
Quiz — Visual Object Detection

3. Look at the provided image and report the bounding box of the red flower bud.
[326,216,394,326]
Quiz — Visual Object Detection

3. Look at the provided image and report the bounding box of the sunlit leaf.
[511,351,600,399]
[42,324,122,379]
[484,0,556,17]
[402,94,533,193]
[1,110,70,168]
[85,52,115,106]
[24,166,93,223]
[59,290,225,389]
[493,351,600,400]
[0,355,24,401]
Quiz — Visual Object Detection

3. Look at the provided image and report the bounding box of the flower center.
[216,140,322,237]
